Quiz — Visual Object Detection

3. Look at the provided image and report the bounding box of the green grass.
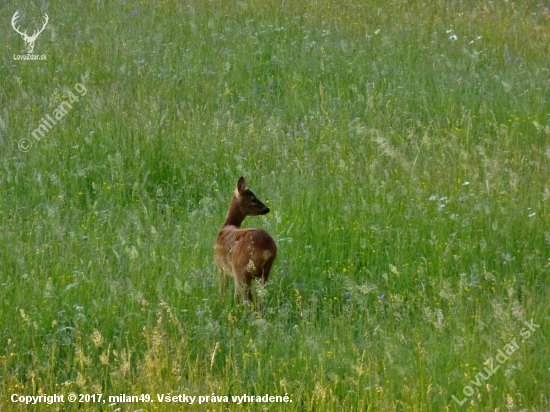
[1,0,549,410]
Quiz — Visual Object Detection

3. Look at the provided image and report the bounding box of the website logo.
[11,11,48,55]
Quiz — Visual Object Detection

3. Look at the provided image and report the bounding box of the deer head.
[12,11,49,54]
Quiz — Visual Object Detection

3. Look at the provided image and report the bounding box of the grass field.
[1,0,549,410]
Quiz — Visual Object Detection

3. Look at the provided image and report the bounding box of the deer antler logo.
[11,11,49,54]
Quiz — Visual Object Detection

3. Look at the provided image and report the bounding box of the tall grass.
[1,0,549,410]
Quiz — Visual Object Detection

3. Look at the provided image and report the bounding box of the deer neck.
[222,195,246,228]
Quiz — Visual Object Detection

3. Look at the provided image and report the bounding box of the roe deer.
[214,176,277,308]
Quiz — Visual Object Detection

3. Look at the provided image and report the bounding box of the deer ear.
[237,176,246,195]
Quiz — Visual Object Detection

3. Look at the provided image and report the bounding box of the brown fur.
[214,177,277,307]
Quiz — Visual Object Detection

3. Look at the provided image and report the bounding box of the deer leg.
[256,279,266,311]
[235,281,253,306]
[218,268,230,299]
[233,268,253,306]
[256,258,275,310]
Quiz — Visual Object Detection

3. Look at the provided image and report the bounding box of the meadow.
[1,0,549,410]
